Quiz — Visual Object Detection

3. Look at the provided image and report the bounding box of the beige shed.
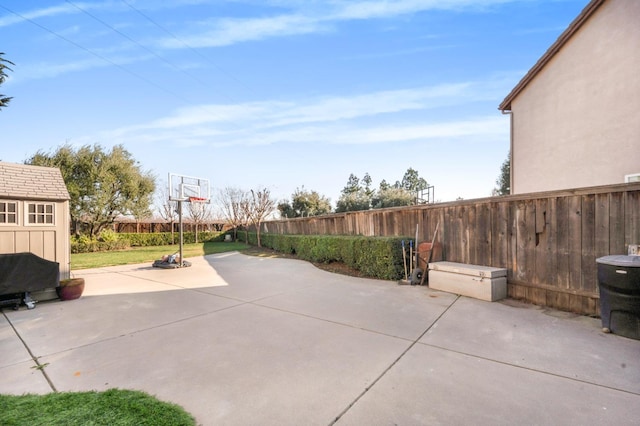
[0,162,71,286]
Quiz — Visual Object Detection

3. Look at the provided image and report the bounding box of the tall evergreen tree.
[493,151,511,196]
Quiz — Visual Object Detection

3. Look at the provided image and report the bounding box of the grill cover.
[0,252,60,295]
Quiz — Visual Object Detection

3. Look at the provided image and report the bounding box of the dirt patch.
[241,246,366,278]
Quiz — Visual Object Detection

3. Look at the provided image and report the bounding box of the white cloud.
[331,0,516,20]
[0,4,75,27]
[9,53,154,83]
[85,77,509,148]
[160,14,326,48]
[157,0,520,49]
[3,0,522,83]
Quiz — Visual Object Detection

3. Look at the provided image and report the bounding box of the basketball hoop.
[164,173,212,269]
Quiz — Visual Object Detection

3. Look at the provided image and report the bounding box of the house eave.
[498,0,606,112]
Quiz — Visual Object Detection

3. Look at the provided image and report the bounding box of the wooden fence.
[259,183,640,316]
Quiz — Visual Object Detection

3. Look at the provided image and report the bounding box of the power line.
[0,3,244,130]
[119,0,253,95]
[0,4,193,105]
[65,0,214,92]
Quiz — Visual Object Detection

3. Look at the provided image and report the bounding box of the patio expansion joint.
[416,340,640,398]
[24,301,252,361]
[2,310,57,392]
[328,294,462,425]
[249,300,418,342]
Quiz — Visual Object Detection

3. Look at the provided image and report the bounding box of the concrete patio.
[1,251,639,425]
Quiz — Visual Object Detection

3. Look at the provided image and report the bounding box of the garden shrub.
[71,235,130,253]
[99,229,119,243]
[238,233,407,280]
[71,231,225,253]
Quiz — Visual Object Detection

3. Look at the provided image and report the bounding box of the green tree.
[390,168,429,204]
[342,173,361,194]
[0,53,14,110]
[493,151,511,196]
[27,144,156,237]
[336,173,371,213]
[362,173,374,198]
[399,167,428,193]
[278,187,331,218]
[335,192,371,213]
[371,187,413,209]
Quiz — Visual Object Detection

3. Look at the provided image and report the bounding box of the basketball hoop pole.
[178,198,184,267]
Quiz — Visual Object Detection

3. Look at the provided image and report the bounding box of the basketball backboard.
[168,173,211,203]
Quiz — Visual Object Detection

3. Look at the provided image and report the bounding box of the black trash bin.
[596,255,640,340]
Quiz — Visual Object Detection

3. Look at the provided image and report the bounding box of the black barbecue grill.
[0,252,60,309]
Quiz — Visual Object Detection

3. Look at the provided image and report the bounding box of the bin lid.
[428,261,507,278]
[596,255,640,267]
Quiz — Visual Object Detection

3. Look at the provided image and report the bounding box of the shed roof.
[0,162,71,201]
[498,0,605,111]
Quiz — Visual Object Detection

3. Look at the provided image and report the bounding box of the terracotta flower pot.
[57,278,85,301]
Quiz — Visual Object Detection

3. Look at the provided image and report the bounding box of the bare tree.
[157,183,178,244]
[217,187,248,241]
[243,187,276,248]
[187,200,212,243]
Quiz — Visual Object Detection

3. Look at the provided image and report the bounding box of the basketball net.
[188,196,207,203]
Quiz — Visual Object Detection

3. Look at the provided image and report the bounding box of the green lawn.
[71,241,249,270]
[0,389,195,426]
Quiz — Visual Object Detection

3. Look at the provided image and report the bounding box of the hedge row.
[238,232,407,281]
[71,239,131,254]
[119,231,225,247]
[71,231,225,253]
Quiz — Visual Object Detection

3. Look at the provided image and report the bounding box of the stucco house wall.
[0,162,71,280]
[500,0,640,194]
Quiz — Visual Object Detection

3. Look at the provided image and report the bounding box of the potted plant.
[57,277,85,301]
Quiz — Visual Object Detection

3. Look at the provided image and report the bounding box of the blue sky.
[1,0,589,211]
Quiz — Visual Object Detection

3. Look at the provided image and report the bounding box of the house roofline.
[498,0,605,112]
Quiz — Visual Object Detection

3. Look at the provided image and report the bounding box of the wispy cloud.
[3,0,521,82]
[159,14,328,48]
[0,3,75,27]
[8,53,154,83]
[157,0,521,49]
[84,77,509,148]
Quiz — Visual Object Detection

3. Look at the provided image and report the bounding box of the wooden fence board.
[508,201,518,283]
[476,203,491,266]
[594,193,610,259]
[626,191,640,248]
[555,196,570,289]
[581,195,597,293]
[467,204,478,265]
[491,202,508,269]
[535,198,556,287]
[568,196,582,292]
[609,192,625,254]
[515,201,535,282]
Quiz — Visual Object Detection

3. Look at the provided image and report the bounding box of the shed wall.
[0,199,70,280]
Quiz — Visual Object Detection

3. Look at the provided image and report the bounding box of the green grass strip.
[0,389,196,426]
[71,241,249,269]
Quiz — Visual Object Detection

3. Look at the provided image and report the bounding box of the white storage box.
[428,261,507,302]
